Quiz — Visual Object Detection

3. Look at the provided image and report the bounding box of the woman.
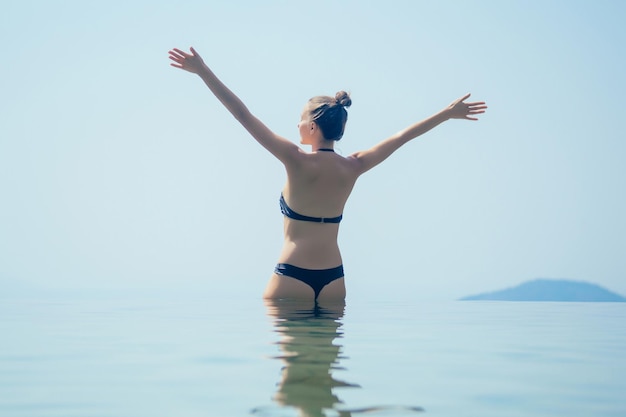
[168,47,486,302]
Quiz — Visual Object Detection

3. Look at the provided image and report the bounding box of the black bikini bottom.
[274,263,344,299]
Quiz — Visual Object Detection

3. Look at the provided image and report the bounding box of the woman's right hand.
[168,47,207,74]
[446,93,487,121]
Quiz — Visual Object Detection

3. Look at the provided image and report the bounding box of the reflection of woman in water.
[169,47,486,302]
[262,300,356,417]
[261,301,424,416]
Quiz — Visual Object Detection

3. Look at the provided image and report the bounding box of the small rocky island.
[461,279,626,302]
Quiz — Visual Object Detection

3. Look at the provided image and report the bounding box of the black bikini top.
[279,194,343,224]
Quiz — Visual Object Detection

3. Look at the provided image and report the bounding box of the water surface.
[1,294,624,416]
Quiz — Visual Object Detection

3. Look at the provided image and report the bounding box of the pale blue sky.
[1,1,624,300]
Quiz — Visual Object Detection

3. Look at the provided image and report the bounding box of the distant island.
[460,279,626,302]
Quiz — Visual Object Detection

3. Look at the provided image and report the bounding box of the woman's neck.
[312,141,335,152]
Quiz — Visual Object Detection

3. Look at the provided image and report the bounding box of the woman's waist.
[278,239,342,268]
[281,234,340,251]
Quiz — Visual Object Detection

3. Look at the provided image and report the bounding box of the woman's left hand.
[168,47,207,74]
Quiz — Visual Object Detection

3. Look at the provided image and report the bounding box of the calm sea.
[1,293,624,417]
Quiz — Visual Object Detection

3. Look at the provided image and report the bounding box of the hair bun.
[335,91,352,108]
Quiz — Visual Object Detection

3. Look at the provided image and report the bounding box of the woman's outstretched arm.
[169,47,300,162]
[349,94,487,174]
